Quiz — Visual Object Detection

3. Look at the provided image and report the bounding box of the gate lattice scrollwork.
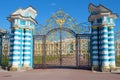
[115,30,120,67]
[33,10,91,69]
[0,29,10,69]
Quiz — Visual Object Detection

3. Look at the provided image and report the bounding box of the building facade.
[34,38,89,56]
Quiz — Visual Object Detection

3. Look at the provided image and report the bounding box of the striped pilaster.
[100,26,109,69]
[30,30,33,68]
[108,27,116,68]
[23,29,33,68]
[9,28,21,68]
[91,28,99,68]
[20,29,24,67]
[98,27,102,67]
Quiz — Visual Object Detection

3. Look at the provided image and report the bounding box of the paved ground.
[0,69,120,80]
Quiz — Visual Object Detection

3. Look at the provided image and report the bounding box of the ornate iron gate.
[115,30,120,67]
[33,10,91,69]
[0,30,10,69]
[45,27,76,68]
[33,33,90,69]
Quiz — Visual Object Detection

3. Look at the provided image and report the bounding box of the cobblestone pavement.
[0,69,120,80]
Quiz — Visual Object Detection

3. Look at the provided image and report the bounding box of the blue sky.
[0,0,120,31]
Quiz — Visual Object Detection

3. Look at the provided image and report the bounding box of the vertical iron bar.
[88,37,90,66]
[60,27,62,66]
[0,33,3,66]
[76,34,79,68]
[42,35,46,68]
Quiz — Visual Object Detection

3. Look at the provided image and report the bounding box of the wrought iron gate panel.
[0,30,10,69]
[76,34,91,69]
[45,29,76,68]
[115,30,120,67]
[45,34,61,67]
[61,38,76,67]
[33,35,46,68]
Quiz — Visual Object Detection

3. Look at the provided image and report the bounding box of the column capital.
[108,26,114,28]
[98,24,114,29]
[24,28,31,30]
[100,24,108,27]
[92,26,98,29]
[11,26,20,30]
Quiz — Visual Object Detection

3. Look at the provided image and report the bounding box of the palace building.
[34,38,89,56]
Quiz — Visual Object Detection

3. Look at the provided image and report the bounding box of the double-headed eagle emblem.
[56,18,65,26]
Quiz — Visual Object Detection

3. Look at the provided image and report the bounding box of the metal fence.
[0,30,10,70]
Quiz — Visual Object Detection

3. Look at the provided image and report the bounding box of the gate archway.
[45,27,76,68]
[33,10,91,69]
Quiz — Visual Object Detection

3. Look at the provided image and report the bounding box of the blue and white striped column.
[20,29,24,67]
[23,28,33,68]
[108,27,116,68]
[91,27,99,68]
[100,25,109,69]
[98,27,102,67]
[89,4,118,71]
[9,28,22,68]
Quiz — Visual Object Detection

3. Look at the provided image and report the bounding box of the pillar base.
[21,64,32,70]
[92,66,99,71]
[110,65,117,72]
[110,65,116,68]
[9,67,32,71]
[23,64,30,67]
[21,66,32,70]
[9,66,19,71]
[8,64,32,71]
[101,66,110,72]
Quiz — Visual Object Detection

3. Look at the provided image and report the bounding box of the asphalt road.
[0,69,120,80]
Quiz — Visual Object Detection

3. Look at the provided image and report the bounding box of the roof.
[10,6,37,19]
[89,3,112,13]
[88,3,118,21]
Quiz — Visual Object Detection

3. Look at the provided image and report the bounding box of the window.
[30,22,34,26]
[20,20,26,25]
[91,11,98,15]
[97,18,102,23]
[107,18,110,23]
